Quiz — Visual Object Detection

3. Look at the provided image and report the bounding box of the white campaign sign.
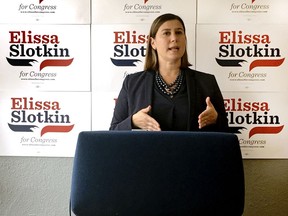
[198,0,288,24]
[196,24,288,92]
[91,24,150,92]
[0,24,90,91]
[91,23,195,93]
[92,0,196,24]
[0,0,90,24]
[0,91,91,157]
[223,91,288,158]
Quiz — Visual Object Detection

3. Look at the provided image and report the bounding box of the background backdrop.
[1,0,288,158]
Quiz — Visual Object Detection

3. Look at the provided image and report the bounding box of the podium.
[70,131,244,216]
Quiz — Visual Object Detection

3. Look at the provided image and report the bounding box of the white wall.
[1,158,288,215]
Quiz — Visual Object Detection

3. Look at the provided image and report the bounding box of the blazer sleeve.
[109,76,133,130]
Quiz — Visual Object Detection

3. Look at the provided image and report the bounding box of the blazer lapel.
[144,71,155,115]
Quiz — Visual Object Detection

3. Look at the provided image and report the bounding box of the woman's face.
[151,19,186,66]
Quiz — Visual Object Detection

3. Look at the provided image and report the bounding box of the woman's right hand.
[132,105,161,131]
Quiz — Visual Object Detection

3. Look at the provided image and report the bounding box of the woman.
[110,13,228,132]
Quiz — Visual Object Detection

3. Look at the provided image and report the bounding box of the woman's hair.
[144,13,192,71]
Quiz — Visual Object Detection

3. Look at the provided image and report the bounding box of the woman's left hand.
[198,97,218,129]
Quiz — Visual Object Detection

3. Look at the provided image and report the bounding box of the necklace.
[155,71,183,98]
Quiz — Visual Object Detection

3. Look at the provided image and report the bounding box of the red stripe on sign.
[41,125,74,136]
[249,125,284,138]
[40,58,74,71]
[249,58,284,71]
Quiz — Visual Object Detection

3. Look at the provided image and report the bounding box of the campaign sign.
[0,0,90,24]
[224,92,288,158]
[196,24,288,92]
[0,24,90,91]
[92,24,149,92]
[0,91,91,157]
[92,0,196,24]
[198,0,288,24]
[91,23,195,92]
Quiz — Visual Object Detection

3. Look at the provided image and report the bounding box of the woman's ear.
[150,37,156,50]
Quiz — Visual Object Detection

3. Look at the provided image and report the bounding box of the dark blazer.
[110,68,229,132]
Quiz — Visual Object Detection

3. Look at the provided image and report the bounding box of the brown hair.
[144,13,192,71]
